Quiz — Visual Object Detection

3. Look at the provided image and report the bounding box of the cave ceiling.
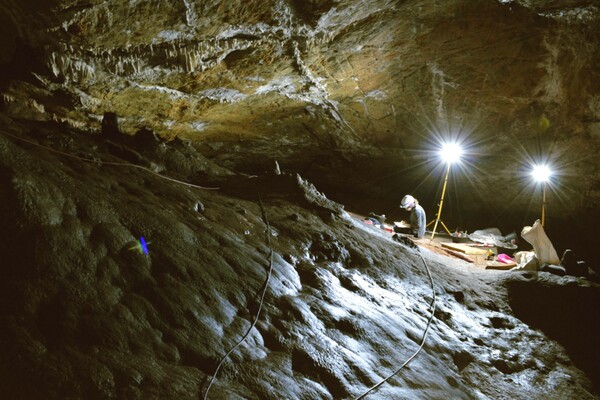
[1,0,600,239]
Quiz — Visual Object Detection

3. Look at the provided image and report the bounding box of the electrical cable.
[353,246,437,400]
[2,129,436,398]
[1,129,277,398]
[203,191,274,399]
[0,130,219,190]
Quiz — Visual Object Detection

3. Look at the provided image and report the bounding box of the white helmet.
[400,195,415,209]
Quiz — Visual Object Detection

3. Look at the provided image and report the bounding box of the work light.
[531,163,552,226]
[428,142,463,239]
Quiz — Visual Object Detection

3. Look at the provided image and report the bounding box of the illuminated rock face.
[0,122,599,399]
[0,1,599,398]
[2,1,599,252]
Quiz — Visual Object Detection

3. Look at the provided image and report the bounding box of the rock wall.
[1,1,599,260]
[0,119,598,399]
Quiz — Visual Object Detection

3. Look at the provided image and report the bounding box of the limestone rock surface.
[1,0,600,398]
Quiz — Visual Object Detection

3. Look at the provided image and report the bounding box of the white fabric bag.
[520,219,560,265]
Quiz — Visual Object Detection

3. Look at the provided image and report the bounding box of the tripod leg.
[430,163,451,240]
[431,219,441,240]
[440,219,452,235]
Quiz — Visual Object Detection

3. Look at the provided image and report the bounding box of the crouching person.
[400,195,426,238]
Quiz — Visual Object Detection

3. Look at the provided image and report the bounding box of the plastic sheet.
[469,227,517,249]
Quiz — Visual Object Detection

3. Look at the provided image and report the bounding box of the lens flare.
[531,164,552,183]
[439,142,463,164]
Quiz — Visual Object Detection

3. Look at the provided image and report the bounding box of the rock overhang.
[1,0,600,259]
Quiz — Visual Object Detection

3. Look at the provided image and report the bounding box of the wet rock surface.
[0,120,598,399]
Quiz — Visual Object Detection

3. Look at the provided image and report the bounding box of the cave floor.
[348,211,515,270]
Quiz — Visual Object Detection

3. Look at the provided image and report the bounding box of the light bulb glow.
[439,142,463,164]
[531,164,551,183]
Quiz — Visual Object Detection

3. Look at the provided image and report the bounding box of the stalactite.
[49,34,242,81]
[2,93,15,104]
[536,36,565,104]
[50,52,63,78]
[183,0,198,27]
[42,0,369,109]
[429,62,447,122]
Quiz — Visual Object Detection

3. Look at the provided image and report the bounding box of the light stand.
[532,164,551,227]
[541,181,547,227]
[428,162,452,239]
[428,142,462,240]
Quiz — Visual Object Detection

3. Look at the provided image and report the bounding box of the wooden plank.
[441,242,489,255]
[485,261,517,270]
[442,248,476,263]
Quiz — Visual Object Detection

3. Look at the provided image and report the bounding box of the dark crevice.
[507,279,600,393]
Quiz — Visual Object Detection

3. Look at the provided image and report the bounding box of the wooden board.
[485,261,517,270]
[442,248,475,263]
[441,242,489,255]
[393,221,411,228]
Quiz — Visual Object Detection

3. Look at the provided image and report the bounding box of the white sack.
[520,219,560,264]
